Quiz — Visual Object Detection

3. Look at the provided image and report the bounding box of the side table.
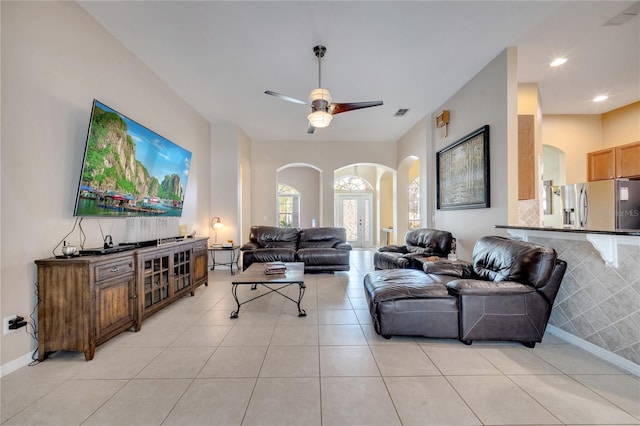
[208,244,240,275]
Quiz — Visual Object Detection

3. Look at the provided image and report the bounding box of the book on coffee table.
[264,262,287,275]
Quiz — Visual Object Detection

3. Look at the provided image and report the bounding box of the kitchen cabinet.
[587,148,615,181]
[35,237,208,361]
[588,141,640,181]
[518,115,535,200]
[615,141,640,178]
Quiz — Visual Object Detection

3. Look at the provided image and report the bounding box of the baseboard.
[547,325,640,377]
[0,351,34,378]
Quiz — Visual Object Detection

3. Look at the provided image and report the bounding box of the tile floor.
[1,249,639,425]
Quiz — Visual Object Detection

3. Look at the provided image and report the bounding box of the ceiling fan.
[265,45,383,134]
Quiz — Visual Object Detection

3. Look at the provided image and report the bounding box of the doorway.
[335,193,373,248]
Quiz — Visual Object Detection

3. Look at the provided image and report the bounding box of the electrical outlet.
[4,315,18,335]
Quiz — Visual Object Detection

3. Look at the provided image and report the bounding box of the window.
[334,175,373,192]
[408,177,420,229]
[277,184,300,228]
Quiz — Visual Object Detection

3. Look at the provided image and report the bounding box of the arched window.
[277,183,300,228]
[334,175,373,192]
[408,177,420,229]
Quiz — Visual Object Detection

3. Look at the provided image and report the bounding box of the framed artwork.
[436,125,490,210]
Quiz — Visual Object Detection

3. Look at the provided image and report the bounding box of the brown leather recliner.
[365,235,567,348]
[374,228,453,270]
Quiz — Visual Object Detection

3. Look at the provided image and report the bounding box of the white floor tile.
[448,375,561,425]
[320,377,401,426]
[511,374,640,424]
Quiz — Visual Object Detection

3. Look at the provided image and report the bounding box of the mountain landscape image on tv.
[74,100,192,217]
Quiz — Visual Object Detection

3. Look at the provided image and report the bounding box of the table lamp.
[210,217,224,244]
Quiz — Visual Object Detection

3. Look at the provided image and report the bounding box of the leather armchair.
[425,235,567,347]
[374,228,453,269]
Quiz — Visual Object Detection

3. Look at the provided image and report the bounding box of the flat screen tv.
[73,100,192,217]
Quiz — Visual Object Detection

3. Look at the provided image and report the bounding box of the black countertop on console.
[495,225,640,237]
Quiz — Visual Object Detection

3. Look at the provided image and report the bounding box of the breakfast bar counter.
[494,225,640,372]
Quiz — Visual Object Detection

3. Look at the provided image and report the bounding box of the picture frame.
[436,125,490,210]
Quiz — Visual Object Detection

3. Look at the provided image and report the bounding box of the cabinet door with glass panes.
[138,249,172,318]
[173,248,192,297]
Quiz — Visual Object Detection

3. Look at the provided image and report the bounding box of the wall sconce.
[210,217,224,244]
[436,110,450,138]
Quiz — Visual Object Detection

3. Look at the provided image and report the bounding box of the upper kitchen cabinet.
[587,147,615,181]
[615,141,640,179]
[588,141,640,181]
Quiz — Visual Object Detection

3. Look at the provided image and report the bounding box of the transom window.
[277,183,300,228]
[334,175,373,192]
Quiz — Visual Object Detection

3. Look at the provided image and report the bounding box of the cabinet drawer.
[95,259,134,282]
[193,240,208,251]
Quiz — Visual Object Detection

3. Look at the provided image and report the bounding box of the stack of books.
[264,262,287,275]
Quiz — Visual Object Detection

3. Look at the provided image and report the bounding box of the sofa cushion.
[243,248,297,264]
[298,227,348,249]
[405,228,453,255]
[364,269,450,303]
[297,248,350,266]
[471,236,557,288]
[249,226,299,249]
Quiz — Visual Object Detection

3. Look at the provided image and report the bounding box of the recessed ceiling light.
[593,95,608,102]
[550,58,567,67]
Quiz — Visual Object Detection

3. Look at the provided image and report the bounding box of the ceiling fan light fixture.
[309,88,332,103]
[308,110,333,128]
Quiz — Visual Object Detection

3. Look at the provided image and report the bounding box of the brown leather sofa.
[374,228,454,270]
[364,236,567,347]
[240,226,352,272]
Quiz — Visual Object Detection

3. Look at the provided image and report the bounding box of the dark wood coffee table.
[230,262,306,318]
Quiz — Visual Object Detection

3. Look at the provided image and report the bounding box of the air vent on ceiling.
[394,108,409,117]
[604,1,640,26]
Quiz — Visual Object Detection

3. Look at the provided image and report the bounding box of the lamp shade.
[210,217,224,230]
[307,110,333,128]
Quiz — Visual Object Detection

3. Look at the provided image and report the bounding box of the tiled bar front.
[502,227,640,367]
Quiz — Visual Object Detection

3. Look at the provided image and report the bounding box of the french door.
[335,193,373,248]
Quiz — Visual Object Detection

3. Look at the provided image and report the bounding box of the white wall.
[429,48,517,259]
[1,1,211,372]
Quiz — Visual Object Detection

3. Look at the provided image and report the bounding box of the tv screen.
[74,100,192,217]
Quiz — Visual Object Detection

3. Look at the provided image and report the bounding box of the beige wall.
[541,101,639,185]
[277,166,321,228]
[396,118,428,243]
[249,140,396,237]
[541,115,603,184]
[602,101,640,148]
[429,48,516,259]
[1,1,211,372]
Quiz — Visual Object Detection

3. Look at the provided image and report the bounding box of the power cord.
[52,217,84,257]
[27,281,40,366]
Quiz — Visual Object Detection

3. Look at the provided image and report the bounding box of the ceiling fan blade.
[307,122,316,134]
[265,90,309,106]
[331,101,383,116]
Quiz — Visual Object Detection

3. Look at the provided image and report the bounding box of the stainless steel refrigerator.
[560,179,640,231]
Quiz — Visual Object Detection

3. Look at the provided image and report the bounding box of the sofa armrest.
[377,245,407,253]
[240,242,259,251]
[446,279,536,296]
[423,260,473,278]
[334,242,353,251]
